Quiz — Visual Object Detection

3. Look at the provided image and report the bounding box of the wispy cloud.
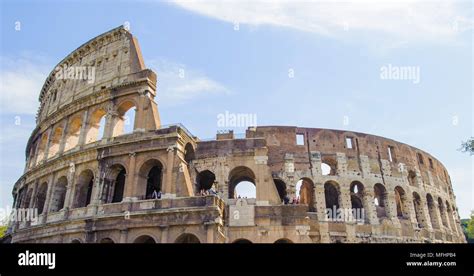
[148,58,230,105]
[171,0,473,43]
[0,55,50,115]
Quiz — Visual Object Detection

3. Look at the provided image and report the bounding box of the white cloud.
[0,56,49,115]
[147,59,230,105]
[171,0,473,42]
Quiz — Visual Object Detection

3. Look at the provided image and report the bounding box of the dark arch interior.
[273,179,287,201]
[112,168,126,203]
[324,182,340,211]
[232,239,252,244]
[197,170,216,191]
[134,235,156,243]
[146,165,162,199]
[184,143,195,163]
[175,234,200,243]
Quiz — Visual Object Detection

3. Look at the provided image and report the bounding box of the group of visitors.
[283,195,300,205]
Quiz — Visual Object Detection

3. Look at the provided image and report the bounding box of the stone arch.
[73,169,94,208]
[70,239,82,244]
[175,233,201,243]
[373,183,388,219]
[412,192,426,228]
[232,238,253,243]
[47,125,63,158]
[112,100,137,137]
[138,159,163,199]
[85,107,107,144]
[324,180,340,219]
[103,164,126,203]
[22,188,33,208]
[407,170,417,186]
[295,178,315,211]
[426,194,440,229]
[134,235,156,243]
[273,178,287,202]
[228,166,256,199]
[394,186,409,219]
[350,181,368,223]
[35,133,49,164]
[184,143,195,163]
[321,156,337,176]
[35,182,48,215]
[99,238,115,244]
[49,176,67,212]
[437,197,448,228]
[445,201,456,231]
[64,115,83,151]
[274,238,293,243]
[196,170,216,193]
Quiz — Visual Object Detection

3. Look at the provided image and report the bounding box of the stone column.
[119,229,128,243]
[77,109,90,147]
[163,146,176,197]
[64,163,76,209]
[314,184,330,243]
[421,197,433,230]
[124,152,137,200]
[42,128,53,163]
[363,190,379,225]
[160,226,169,243]
[58,119,69,155]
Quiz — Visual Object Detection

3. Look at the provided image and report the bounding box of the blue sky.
[0,0,472,218]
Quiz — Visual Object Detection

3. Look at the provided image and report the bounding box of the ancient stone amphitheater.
[10,26,465,243]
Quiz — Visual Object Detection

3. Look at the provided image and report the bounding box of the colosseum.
[9,26,466,244]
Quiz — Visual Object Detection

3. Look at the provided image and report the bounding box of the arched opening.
[50,176,67,212]
[232,238,252,243]
[99,238,115,244]
[324,181,340,219]
[426,194,439,229]
[274,238,293,243]
[350,181,364,210]
[112,101,136,136]
[196,170,216,195]
[321,156,337,175]
[85,108,107,144]
[64,116,82,151]
[412,192,425,228]
[394,186,408,219]
[138,159,163,200]
[175,233,200,243]
[407,170,417,186]
[350,181,367,223]
[47,126,63,158]
[70,239,82,244]
[103,164,127,203]
[22,189,33,208]
[445,202,455,231]
[295,178,315,211]
[134,235,156,243]
[437,198,448,228]
[35,182,48,215]
[228,166,256,199]
[73,170,94,208]
[273,179,287,203]
[35,133,49,164]
[373,183,388,219]
[184,143,195,163]
[112,168,126,203]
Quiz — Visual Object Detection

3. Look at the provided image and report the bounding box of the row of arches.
[71,235,293,244]
[18,162,458,234]
[17,159,165,214]
[30,100,137,167]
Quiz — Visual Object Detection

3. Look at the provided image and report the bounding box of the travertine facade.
[9,26,466,243]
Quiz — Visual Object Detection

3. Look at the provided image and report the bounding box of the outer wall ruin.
[10,26,466,243]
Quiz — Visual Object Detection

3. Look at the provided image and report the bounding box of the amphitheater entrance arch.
[175,233,200,243]
[228,166,256,199]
